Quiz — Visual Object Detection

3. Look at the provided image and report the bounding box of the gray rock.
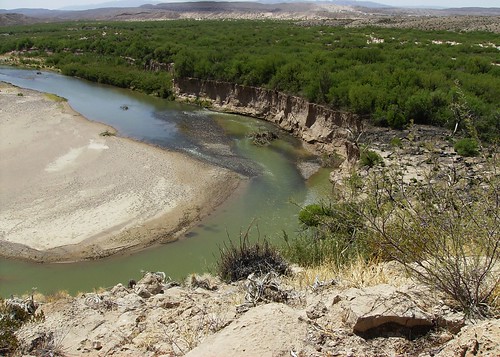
[435,310,465,334]
[306,301,327,320]
[110,283,130,298]
[116,293,144,313]
[134,272,166,298]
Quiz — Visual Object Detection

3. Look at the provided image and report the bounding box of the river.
[0,67,332,296]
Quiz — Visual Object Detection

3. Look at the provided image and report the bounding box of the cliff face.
[174,78,362,162]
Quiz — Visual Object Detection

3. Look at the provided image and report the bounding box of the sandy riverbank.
[0,82,242,262]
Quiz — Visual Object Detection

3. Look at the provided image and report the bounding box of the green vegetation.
[0,297,44,355]
[454,137,480,156]
[282,154,499,318]
[44,93,67,102]
[285,201,366,267]
[0,20,498,139]
[359,149,384,168]
[298,203,333,227]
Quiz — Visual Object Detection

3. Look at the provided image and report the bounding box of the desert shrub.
[359,160,499,317]
[283,202,368,267]
[291,150,499,317]
[216,228,289,282]
[20,331,66,357]
[454,138,480,157]
[359,149,384,168]
[0,297,44,356]
[298,204,333,227]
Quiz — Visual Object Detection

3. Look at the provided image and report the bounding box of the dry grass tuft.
[286,257,410,291]
[32,290,71,303]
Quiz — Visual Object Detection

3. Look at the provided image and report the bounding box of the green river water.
[0,67,332,296]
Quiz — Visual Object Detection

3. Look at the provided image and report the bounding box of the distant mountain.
[1,1,499,27]
[0,13,37,26]
[61,0,161,11]
[257,0,391,7]
[0,8,65,17]
[61,0,394,11]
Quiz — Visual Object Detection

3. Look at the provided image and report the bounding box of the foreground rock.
[14,270,499,356]
[342,284,434,337]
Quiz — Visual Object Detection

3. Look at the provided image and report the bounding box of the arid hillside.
[1,1,499,32]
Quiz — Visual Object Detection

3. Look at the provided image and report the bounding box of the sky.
[0,0,498,10]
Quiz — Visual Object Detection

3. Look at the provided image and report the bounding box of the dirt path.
[0,82,242,262]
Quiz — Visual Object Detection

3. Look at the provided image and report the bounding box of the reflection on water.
[0,67,331,296]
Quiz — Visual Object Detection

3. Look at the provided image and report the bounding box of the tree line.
[1,20,498,140]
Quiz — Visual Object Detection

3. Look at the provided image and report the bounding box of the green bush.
[454,138,480,157]
[284,202,367,267]
[359,149,384,168]
[298,204,333,227]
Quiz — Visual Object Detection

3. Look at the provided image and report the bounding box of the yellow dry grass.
[32,290,71,303]
[287,257,410,290]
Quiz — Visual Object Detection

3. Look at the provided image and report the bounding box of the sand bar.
[0,82,241,262]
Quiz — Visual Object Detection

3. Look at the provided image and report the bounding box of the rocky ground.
[329,123,496,193]
[10,266,499,356]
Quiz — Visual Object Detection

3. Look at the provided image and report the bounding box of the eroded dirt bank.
[174,78,362,164]
[0,82,241,262]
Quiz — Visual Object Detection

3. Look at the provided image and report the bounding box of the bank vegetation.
[0,20,498,141]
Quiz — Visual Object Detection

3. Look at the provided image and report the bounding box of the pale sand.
[0,82,242,262]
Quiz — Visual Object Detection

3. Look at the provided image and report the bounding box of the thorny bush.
[358,153,499,318]
[217,225,289,283]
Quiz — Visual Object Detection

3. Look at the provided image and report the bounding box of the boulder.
[342,284,433,337]
[306,301,327,320]
[185,303,311,357]
[134,272,165,298]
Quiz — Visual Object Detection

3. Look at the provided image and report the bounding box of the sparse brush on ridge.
[283,147,499,318]
[358,161,499,318]
[216,224,290,283]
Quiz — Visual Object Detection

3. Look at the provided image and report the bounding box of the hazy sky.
[1,0,498,10]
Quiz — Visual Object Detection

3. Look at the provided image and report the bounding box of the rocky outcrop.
[341,284,434,337]
[174,78,362,163]
[14,269,497,357]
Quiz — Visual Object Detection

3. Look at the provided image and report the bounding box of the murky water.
[0,67,332,296]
